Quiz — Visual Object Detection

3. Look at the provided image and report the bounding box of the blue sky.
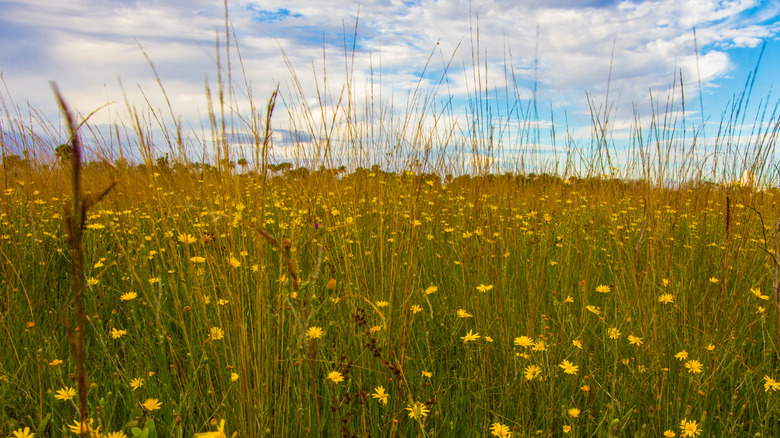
[1,0,779,174]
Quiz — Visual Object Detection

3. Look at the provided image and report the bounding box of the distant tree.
[289,167,310,179]
[156,154,170,169]
[2,154,25,170]
[172,162,188,175]
[55,144,73,163]
[220,159,236,170]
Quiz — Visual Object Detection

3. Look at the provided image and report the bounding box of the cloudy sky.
[1,0,779,172]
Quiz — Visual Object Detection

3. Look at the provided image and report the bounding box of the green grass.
[2,161,780,437]
[2,30,780,438]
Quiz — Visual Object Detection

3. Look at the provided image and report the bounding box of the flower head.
[679,418,701,437]
[514,336,534,348]
[305,326,324,340]
[524,364,541,381]
[194,419,228,438]
[559,359,579,375]
[476,284,493,293]
[628,334,643,346]
[142,398,162,411]
[764,375,780,392]
[327,371,344,384]
[405,401,430,420]
[372,386,389,405]
[568,408,580,418]
[595,284,611,293]
[11,427,34,438]
[490,422,512,437]
[55,386,77,401]
[456,308,473,318]
[585,305,601,315]
[178,233,197,244]
[750,287,769,300]
[68,420,98,436]
[684,360,703,374]
[461,329,480,344]
[209,327,224,341]
[120,292,138,301]
[130,378,145,391]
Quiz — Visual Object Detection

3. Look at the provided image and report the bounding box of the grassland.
[2,40,780,438]
[3,146,780,437]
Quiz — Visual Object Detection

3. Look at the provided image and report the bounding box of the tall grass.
[1,21,780,438]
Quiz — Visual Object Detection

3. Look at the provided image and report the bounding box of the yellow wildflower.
[194,419,228,438]
[763,375,780,392]
[456,309,473,318]
[305,326,325,340]
[55,387,76,401]
[405,401,430,420]
[524,364,541,381]
[120,292,138,301]
[559,360,578,374]
[11,427,34,438]
[208,327,224,341]
[327,371,344,383]
[130,378,145,391]
[461,329,480,344]
[679,418,701,437]
[372,386,389,405]
[490,422,512,437]
[142,398,162,411]
[684,360,703,374]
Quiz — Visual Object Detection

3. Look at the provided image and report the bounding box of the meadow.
[2,38,780,438]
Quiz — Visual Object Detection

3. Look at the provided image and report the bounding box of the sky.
[1,0,779,176]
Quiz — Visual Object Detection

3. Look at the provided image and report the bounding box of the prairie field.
[2,45,780,438]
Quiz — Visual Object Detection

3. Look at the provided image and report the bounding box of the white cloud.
[1,0,777,169]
